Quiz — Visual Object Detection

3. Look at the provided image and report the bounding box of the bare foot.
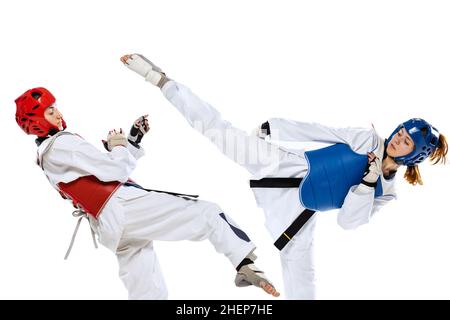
[120,54,133,64]
[260,281,280,297]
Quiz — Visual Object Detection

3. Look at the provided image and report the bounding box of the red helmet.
[15,87,66,137]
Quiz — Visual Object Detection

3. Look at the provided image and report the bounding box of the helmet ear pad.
[15,87,65,137]
[387,118,440,166]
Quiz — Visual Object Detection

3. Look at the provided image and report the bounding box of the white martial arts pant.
[95,186,255,299]
[162,81,316,299]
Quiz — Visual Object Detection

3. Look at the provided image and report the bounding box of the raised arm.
[102,115,149,160]
[44,134,138,184]
[266,118,377,151]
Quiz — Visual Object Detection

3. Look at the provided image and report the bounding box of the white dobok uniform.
[160,80,398,299]
[37,133,255,299]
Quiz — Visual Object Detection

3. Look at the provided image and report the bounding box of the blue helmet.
[386,118,440,166]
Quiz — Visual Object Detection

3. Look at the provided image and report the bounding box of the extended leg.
[119,190,279,297]
[121,54,285,177]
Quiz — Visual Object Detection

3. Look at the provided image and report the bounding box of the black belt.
[250,177,303,188]
[250,177,316,251]
[124,182,199,201]
[273,209,316,250]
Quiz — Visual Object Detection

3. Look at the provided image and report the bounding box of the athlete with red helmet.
[15,87,66,136]
[15,86,280,299]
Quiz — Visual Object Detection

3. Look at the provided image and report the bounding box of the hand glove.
[251,121,270,139]
[104,129,127,151]
[128,115,150,147]
[361,152,382,187]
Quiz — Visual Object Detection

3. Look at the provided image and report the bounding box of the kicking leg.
[235,256,280,297]
[120,190,279,297]
[121,54,285,176]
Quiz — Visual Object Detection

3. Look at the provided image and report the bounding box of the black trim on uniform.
[384,170,397,180]
[274,209,316,251]
[48,128,59,136]
[219,213,251,242]
[361,180,377,188]
[35,136,49,146]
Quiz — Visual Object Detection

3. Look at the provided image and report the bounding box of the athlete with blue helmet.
[121,53,448,299]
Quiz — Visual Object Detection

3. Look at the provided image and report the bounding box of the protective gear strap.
[64,209,98,260]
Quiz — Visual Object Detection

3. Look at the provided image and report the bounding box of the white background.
[1,0,449,300]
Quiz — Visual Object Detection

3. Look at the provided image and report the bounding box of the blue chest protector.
[299,143,383,211]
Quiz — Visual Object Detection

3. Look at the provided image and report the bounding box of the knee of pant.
[198,201,223,220]
[116,239,151,258]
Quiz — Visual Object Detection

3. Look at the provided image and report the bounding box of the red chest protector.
[38,132,125,219]
[58,176,122,218]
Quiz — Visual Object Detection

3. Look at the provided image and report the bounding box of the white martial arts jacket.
[37,133,148,251]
